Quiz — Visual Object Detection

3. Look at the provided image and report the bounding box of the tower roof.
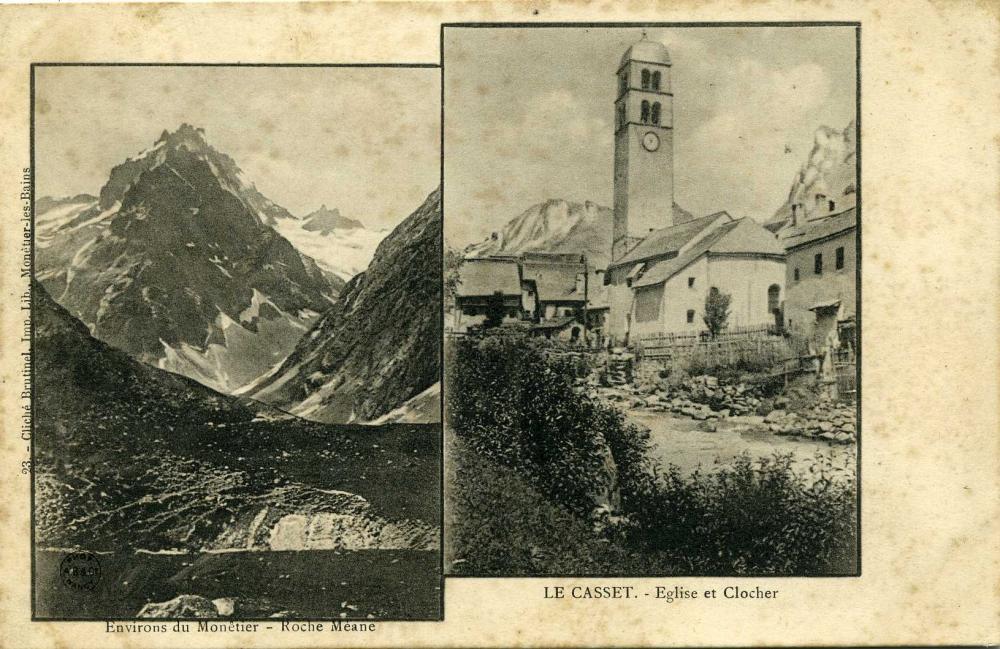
[620,35,671,67]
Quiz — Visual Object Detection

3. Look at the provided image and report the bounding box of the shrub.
[630,453,857,575]
[447,331,652,518]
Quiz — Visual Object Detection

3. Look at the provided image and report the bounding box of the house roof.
[609,211,732,269]
[632,218,785,288]
[522,259,585,303]
[532,316,578,331]
[456,258,522,297]
[781,207,857,251]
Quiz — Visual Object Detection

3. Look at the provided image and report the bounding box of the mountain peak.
[301,204,364,233]
[770,121,856,223]
[156,123,209,147]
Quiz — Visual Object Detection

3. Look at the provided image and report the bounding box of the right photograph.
[443,25,859,577]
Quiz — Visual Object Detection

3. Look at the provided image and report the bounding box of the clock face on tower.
[642,131,660,152]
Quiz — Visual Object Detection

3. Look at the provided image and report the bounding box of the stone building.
[779,206,857,350]
[605,35,786,343]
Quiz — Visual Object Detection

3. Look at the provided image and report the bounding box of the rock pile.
[592,366,858,446]
[599,352,635,386]
[632,374,766,416]
[762,400,856,444]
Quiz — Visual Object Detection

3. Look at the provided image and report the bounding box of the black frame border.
[29,61,445,623]
[439,20,863,580]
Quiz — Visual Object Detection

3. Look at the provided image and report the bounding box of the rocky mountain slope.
[272,204,388,283]
[464,198,693,270]
[35,124,341,393]
[770,121,857,225]
[34,281,440,545]
[248,188,442,424]
[34,281,441,617]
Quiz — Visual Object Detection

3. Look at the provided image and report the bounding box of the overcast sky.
[444,26,856,246]
[35,66,439,229]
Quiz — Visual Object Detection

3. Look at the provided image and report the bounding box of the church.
[605,35,786,344]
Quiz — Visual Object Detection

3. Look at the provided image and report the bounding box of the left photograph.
[31,65,442,620]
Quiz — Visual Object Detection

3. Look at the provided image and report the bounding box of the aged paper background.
[0,1,997,646]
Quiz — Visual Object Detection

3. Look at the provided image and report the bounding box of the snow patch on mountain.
[273,217,387,282]
[370,382,440,425]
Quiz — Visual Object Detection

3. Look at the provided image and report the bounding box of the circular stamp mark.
[60,551,101,591]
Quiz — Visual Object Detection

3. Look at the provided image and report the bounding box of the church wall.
[704,256,786,329]
[656,256,712,335]
[627,256,786,339]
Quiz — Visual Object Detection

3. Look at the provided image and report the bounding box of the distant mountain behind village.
[769,121,857,225]
[35,124,343,394]
[464,199,693,270]
[248,187,442,424]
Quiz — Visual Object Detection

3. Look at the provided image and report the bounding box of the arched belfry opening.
[612,34,674,263]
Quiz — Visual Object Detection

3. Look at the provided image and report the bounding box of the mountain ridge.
[36,124,338,394]
[250,187,442,424]
[464,198,693,269]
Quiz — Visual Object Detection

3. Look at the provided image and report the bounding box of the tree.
[484,290,506,329]
[703,287,731,339]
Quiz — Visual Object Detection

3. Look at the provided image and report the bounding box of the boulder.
[764,409,786,423]
[212,598,236,617]
[138,595,219,618]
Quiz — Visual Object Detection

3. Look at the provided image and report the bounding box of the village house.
[453,257,523,331]
[453,253,592,339]
[779,206,857,358]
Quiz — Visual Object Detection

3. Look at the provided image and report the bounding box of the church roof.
[621,37,671,67]
[456,258,521,297]
[610,212,732,270]
[632,218,785,288]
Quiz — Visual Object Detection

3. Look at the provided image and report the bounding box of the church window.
[794,268,800,282]
[651,71,661,91]
[617,104,626,128]
[836,246,845,270]
[651,102,661,125]
[641,69,650,89]
[814,253,823,275]
[686,309,695,324]
[640,100,650,123]
[687,276,695,288]
[767,284,781,314]
[619,73,627,96]
[829,199,836,212]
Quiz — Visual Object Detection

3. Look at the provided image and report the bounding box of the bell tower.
[612,34,674,261]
